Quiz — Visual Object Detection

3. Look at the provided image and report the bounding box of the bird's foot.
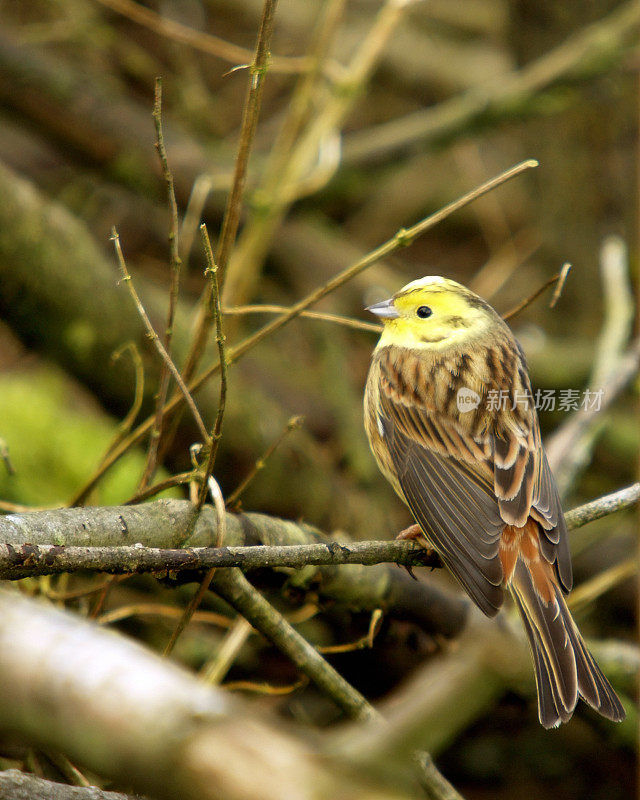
[396,523,425,543]
[394,524,439,578]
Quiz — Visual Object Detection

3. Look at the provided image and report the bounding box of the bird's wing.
[493,395,572,593]
[377,384,505,617]
[376,347,572,612]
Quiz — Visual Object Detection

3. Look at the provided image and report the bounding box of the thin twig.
[111,227,209,442]
[126,470,201,504]
[197,227,228,510]
[564,482,640,529]
[200,616,253,684]
[217,0,278,286]
[414,751,466,800]
[139,78,184,490]
[502,263,571,321]
[226,415,304,507]
[182,0,279,385]
[89,575,129,620]
[317,610,383,654]
[222,678,307,695]
[223,304,381,334]
[69,161,539,498]
[96,602,232,628]
[109,343,146,445]
[549,262,572,308]
[43,579,116,602]
[92,0,306,73]
[218,161,539,366]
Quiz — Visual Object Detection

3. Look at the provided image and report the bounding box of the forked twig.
[226,415,304,507]
[502,263,571,321]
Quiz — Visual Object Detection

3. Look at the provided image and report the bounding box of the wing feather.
[373,346,572,612]
[379,400,505,616]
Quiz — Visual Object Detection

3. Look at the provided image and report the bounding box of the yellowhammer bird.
[364,275,625,728]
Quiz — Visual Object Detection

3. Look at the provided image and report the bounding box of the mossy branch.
[1,483,635,580]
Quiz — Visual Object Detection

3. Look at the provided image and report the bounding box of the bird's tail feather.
[510,559,625,728]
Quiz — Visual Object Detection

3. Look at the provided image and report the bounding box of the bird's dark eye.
[416,306,432,319]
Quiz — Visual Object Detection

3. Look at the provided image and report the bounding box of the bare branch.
[563,481,640,529]
[138,77,184,490]
[226,414,304,506]
[197,226,228,510]
[1,486,635,576]
[213,567,381,722]
[0,500,466,638]
[223,304,382,334]
[183,0,279,381]
[0,482,636,627]
[0,538,440,579]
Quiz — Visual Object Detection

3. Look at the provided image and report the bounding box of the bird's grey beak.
[366,298,399,319]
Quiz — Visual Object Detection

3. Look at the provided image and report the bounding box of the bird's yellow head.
[367,276,497,351]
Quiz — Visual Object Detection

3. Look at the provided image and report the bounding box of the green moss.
[62,319,98,361]
[0,363,178,506]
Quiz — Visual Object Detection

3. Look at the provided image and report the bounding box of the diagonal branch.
[92,0,306,73]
